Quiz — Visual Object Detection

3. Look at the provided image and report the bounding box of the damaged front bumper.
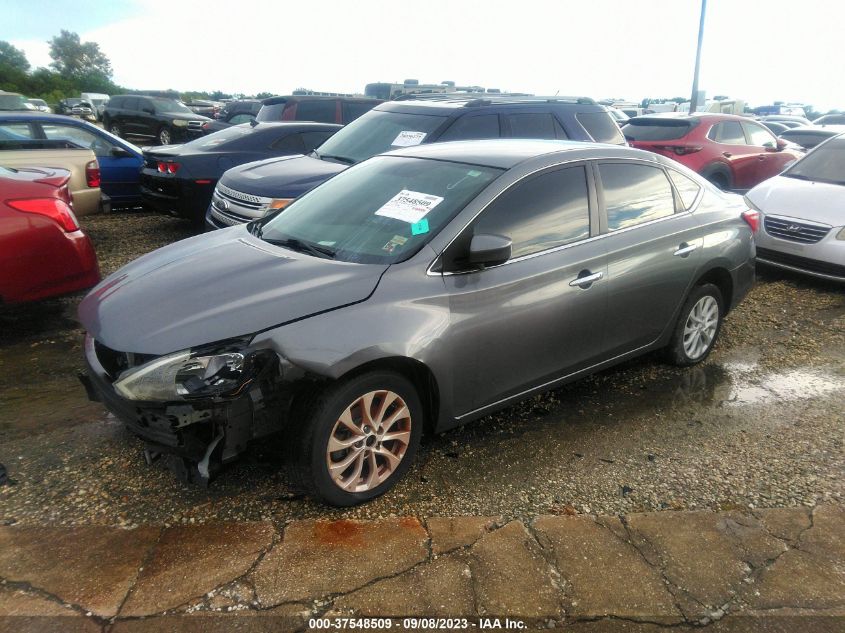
[79,334,295,483]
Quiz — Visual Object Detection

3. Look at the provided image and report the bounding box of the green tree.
[48,30,112,79]
[0,41,30,72]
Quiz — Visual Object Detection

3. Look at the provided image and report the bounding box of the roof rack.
[393,93,596,106]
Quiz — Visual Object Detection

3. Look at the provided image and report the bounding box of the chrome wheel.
[683,295,719,360]
[158,128,171,145]
[326,390,412,493]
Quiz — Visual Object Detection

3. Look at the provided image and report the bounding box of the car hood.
[219,154,346,198]
[747,175,845,227]
[78,225,388,355]
[170,112,211,122]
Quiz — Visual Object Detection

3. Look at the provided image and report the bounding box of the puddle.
[724,368,844,406]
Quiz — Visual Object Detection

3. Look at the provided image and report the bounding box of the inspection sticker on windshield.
[375,190,443,224]
[391,130,426,147]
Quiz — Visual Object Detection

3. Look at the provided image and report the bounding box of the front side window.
[0,122,34,139]
[439,114,500,141]
[258,156,502,264]
[228,113,254,125]
[599,163,676,230]
[742,122,777,147]
[270,133,306,154]
[473,165,591,259]
[314,109,447,164]
[149,98,193,115]
[506,113,557,139]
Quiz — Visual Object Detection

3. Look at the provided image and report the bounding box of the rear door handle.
[569,271,603,288]
[673,243,698,257]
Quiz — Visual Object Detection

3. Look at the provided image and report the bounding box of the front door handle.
[722,151,732,158]
[674,243,699,257]
[569,271,603,288]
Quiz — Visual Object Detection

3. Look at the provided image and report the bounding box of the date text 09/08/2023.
[308,617,528,630]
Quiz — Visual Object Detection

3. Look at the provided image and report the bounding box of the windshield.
[314,109,447,164]
[150,98,194,114]
[257,155,502,264]
[622,119,694,141]
[0,94,27,111]
[783,137,845,185]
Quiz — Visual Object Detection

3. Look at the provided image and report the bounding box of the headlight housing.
[113,339,273,402]
[264,198,293,212]
[172,119,188,127]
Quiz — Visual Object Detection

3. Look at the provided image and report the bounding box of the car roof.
[376,95,604,115]
[384,138,656,169]
[782,125,845,135]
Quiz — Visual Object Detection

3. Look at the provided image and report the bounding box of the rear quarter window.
[576,111,625,144]
[294,100,338,123]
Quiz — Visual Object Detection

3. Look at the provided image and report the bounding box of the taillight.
[85,160,100,188]
[653,144,702,156]
[742,209,760,233]
[157,162,180,174]
[6,197,80,232]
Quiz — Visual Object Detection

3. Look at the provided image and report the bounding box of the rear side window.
[599,163,676,230]
[439,114,500,141]
[270,133,307,154]
[506,113,557,139]
[228,113,254,125]
[474,165,591,258]
[667,169,701,210]
[710,121,745,145]
[576,112,625,144]
[294,100,337,123]
[342,101,377,123]
[256,101,288,122]
[621,119,692,141]
[109,96,124,109]
[301,131,335,151]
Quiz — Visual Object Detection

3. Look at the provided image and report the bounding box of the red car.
[622,113,803,191]
[0,165,100,304]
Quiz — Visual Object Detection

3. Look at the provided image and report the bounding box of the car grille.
[187,121,204,132]
[763,215,830,244]
[209,203,252,226]
[215,183,270,209]
[756,247,845,280]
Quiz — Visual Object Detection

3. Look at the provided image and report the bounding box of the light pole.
[689,0,707,114]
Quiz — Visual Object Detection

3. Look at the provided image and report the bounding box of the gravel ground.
[0,210,843,526]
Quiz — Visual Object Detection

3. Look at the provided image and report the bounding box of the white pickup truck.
[0,139,101,215]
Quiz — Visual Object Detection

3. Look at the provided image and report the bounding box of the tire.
[707,172,730,191]
[108,121,122,137]
[157,126,172,145]
[289,371,423,506]
[665,283,724,366]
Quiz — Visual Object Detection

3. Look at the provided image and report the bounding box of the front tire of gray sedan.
[290,371,423,506]
[666,283,724,366]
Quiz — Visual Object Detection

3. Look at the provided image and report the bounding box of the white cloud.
[10,39,52,70]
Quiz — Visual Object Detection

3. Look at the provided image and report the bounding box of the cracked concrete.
[0,506,841,629]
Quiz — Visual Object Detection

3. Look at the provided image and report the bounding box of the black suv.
[207,94,625,229]
[103,95,211,145]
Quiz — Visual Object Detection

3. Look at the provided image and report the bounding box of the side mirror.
[468,233,512,267]
[110,146,130,157]
[776,138,788,151]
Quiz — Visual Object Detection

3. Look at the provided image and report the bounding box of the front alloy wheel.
[158,127,171,145]
[291,371,423,506]
[327,390,412,492]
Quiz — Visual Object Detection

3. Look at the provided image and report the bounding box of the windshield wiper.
[264,236,336,259]
[319,153,355,165]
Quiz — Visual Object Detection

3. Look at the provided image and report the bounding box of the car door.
[741,121,795,182]
[122,97,141,136]
[596,160,703,357]
[440,163,608,413]
[707,120,761,190]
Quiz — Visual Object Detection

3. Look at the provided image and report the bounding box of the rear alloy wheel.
[666,283,723,366]
[291,371,423,506]
[157,126,172,145]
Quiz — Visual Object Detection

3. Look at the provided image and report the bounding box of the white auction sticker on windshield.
[391,130,426,147]
[375,190,444,224]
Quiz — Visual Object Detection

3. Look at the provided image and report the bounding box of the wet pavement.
[0,212,843,526]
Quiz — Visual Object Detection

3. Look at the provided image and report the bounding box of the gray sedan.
[79,140,756,505]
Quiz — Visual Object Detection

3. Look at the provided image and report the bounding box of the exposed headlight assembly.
[114,339,274,402]
[172,119,189,127]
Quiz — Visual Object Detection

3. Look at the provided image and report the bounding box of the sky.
[3,0,844,110]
